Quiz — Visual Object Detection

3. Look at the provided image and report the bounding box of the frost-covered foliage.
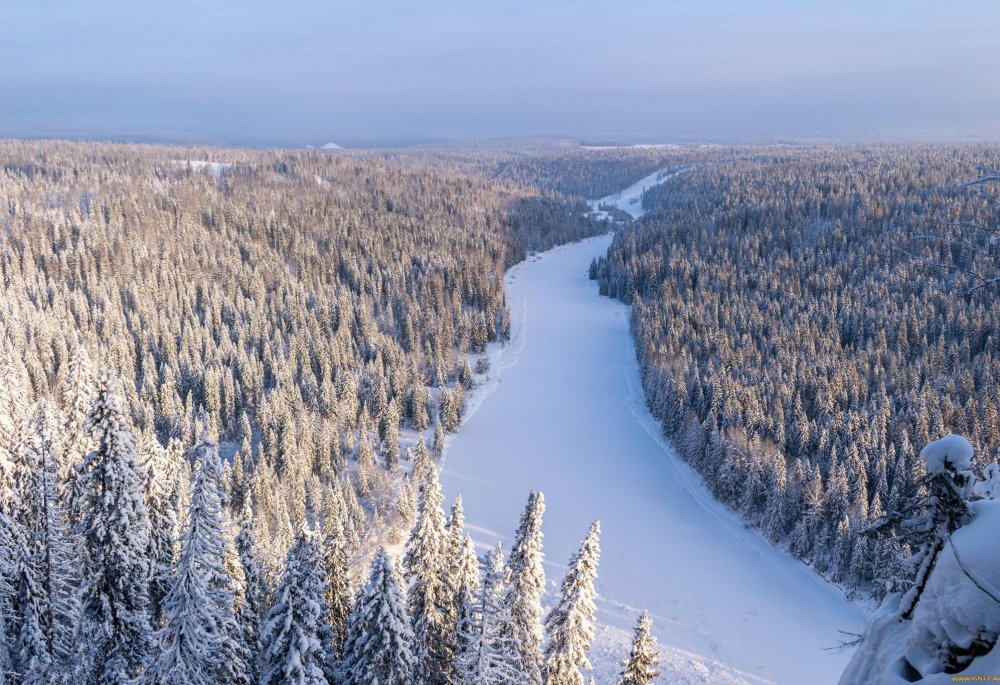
[841,438,1000,683]
[12,402,80,675]
[508,491,546,685]
[341,548,415,685]
[259,527,333,685]
[234,502,268,682]
[147,437,248,685]
[453,544,525,685]
[404,452,454,685]
[77,374,154,684]
[543,521,601,685]
[617,611,660,685]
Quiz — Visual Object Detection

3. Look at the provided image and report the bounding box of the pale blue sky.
[2,0,998,146]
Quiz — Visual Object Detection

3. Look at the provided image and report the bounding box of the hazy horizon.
[2,0,999,148]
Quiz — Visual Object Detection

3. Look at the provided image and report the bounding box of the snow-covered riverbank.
[439,233,866,684]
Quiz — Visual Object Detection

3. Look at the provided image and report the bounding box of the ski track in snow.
[440,234,866,685]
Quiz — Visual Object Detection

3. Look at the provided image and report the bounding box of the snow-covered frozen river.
[440,233,866,684]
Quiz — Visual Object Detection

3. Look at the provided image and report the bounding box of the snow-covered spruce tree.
[234,500,268,678]
[508,491,546,685]
[321,515,352,661]
[61,342,96,512]
[432,417,445,456]
[0,511,19,685]
[0,349,30,485]
[138,436,180,625]
[76,373,154,684]
[15,552,52,685]
[454,543,526,685]
[617,611,659,685]
[342,548,416,685]
[403,459,452,685]
[146,436,249,685]
[542,521,601,685]
[259,526,333,685]
[13,402,80,671]
[452,534,480,661]
[444,496,473,649]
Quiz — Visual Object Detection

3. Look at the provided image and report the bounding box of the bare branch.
[956,171,1000,191]
[824,631,865,653]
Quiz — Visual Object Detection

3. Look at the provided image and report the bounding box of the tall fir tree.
[146,437,249,685]
[542,521,601,685]
[508,491,546,685]
[259,527,333,685]
[342,548,416,685]
[454,543,526,685]
[138,436,180,625]
[617,611,660,685]
[0,510,19,685]
[61,343,96,514]
[403,459,452,685]
[234,500,268,682]
[77,373,154,684]
[13,401,80,671]
[15,552,52,685]
[443,496,472,665]
[321,516,352,661]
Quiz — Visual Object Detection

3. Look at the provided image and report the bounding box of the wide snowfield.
[440,234,866,685]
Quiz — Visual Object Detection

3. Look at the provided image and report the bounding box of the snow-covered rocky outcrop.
[840,436,1000,684]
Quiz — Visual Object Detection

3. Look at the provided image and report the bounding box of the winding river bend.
[439,232,865,685]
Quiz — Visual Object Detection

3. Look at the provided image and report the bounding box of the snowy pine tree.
[542,521,601,685]
[138,436,180,625]
[342,548,415,685]
[234,501,268,680]
[146,436,249,685]
[15,553,52,685]
[454,543,526,685]
[321,516,352,661]
[617,611,659,685]
[403,460,452,685]
[508,491,546,685]
[77,373,154,684]
[12,401,80,672]
[444,496,473,662]
[259,526,333,685]
[61,343,96,516]
[0,511,19,685]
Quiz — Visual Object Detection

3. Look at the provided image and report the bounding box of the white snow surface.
[840,500,1000,684]
[587,167,685,220]
[440,234,866,685]
[920,433,974,474]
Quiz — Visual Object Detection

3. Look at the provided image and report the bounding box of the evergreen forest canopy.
[594,143,1000,598]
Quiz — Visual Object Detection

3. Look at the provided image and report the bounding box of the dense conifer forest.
[593,144,1000,597]
[0,140,633,684]
[5,138,998,683]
